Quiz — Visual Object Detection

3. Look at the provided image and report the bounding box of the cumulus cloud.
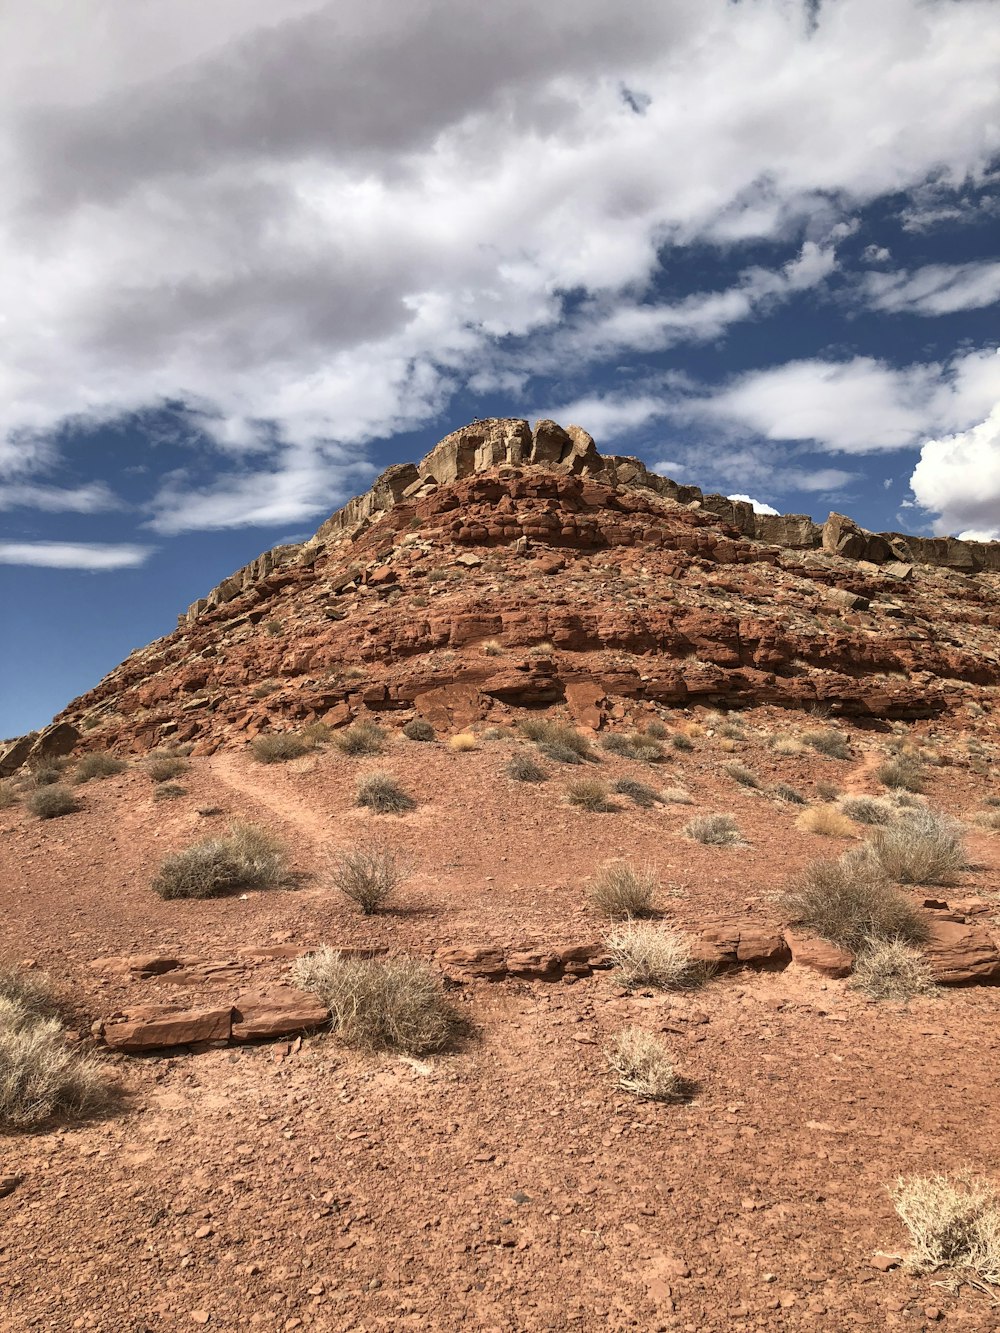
[0,542,152,569]
[863,260,1000,315]
[728,493,779,516]
[910,404,1000,539]
[0,0,998,527]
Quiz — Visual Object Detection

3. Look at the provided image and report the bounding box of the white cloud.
[0,481,120,512]
[0,0,996,526]
[0,542,152,569]
[910,404,1000,539]
[863,244,891,264]
[728,493,779,516]
[863,260,1000,315]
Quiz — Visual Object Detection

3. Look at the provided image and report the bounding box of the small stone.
[190,1314,210,1326]
[869,1252,901,1271]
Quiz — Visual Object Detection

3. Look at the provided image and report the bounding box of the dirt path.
[207,751,331,847]
[841,746,884,795]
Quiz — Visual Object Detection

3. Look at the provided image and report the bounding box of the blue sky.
[2,0,999,738]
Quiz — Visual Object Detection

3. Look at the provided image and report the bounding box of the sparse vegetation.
[520,719,591,764]
[73,753,126,783]
[670,732,694,752]
[866,807,966,886]
[251,680,279,699]
[770,733,805,756]
[779,848,927,952]
[607,921,700,989]
[448,732,477,752]
[890,1172,1000,1285]
[839,795,896,825]
[30,763,65,786]
[251,732,310,764]
[723,761,759,789]
[0,781,20,809]
[586,860,657,918]
[301,721,332,746]
[292,950,459,1055]
[355,770,415,814]
[803,728,852,760]
[850,941,936,1001]
[507,753,547,783]
[328,839,404,914]
[566,778,616,812]
[684,813,741,845]
[815,780,841,801]
[264,619,283,636]
[153,783,188,801]
[606,1028,686,1102]
[146,756,188,783]
[877,755,925,793]
[600,733,665,763]
[796,805,855,838]
[27,785,79,819]
[660,786,694,805]
[770,782,806,805]
[0,993,113,1130]
[334,722,386,756]
[645,719,668,739]
[151,822,287,899]
[482,640,503,657]
[402,719,435,742]
[612,777,658,808]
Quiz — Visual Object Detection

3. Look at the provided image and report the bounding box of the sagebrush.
[152,822,287,899]
[586,860,657,918]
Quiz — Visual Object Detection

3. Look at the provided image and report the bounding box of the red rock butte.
[5,415,1000,771]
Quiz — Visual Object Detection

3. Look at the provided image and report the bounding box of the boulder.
[530,419,573,465]
[0,732,36,778]
[784,930,853,978]
[921,917,1000,986]
[25,721,80,765]
[822,514,893,564]
[693,924,791,972]
[564,681,606,730]
[753,513,822,548]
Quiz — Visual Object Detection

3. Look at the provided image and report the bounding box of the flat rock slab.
[922,917,1000,986]
[784,930,854,978]
[231,988,330,1041]
[694,924,791,972]
[103,1005,233,1052]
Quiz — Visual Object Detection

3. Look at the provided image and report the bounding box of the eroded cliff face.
[7,416,1000,768]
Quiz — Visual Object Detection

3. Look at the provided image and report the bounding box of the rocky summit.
[6,415,1000,771]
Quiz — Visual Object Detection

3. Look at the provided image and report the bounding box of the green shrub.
[152,823,286,899]
[73,753,126,783]
[684,813,741,845]
[355,770,415,814]
[586,860,657,917]
[770,782,806,804]
[27,786,79,819]
[600,733,665,763]
[723,762,760,789]
[153,783,188,801]
[779,848,927,951]
[520,719,591,762]
[292,950,459,1055]
[30,764,64,786]
[670,733,694,752]
[251,733,310,764]
[645,720,668,739]
[402,719,435,742]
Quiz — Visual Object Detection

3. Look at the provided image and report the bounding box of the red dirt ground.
[3,710,1000,1331]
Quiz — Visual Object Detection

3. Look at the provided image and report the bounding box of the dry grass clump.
[251,732,311,764]
[301,721,332,746]
[606,1028,686,1102]
[292,950,459,1056]
[448,732,478,752]
[481,639,503,657]
[402,719,435,742]
[850,941,936,1001]
[507,752,547,783]
[779,848,927,952]
[153,783,188,801]
[974,808,1000,832]
[796,805,856,838]
[152,822,286,899]
[586,860,657,918]
[355,770,415,814]
[770,782,806,805]
[803,728,852,760]
[0,781,21,809]
[877,755,925,793]
[333,722,386,756]
[839,795,896,825]
[866,807,966,886]
[612,777,658,808]
[0,966,60,1021]
[328,840,404,914]
[27,785,79,819]
[30,763,65,786]
[600,732,665,763]
[146,756,188,783]
[670,732,695,752]
[607,921,700,989]
[520,719,591,764]
[73,753,126,783]
[566,778,616,812]
[660,786,694,805]
[645,719,668,739]
[890,1172,1000,1285]
[770,733,805,756]
[684,813,742,845]
[0,991,112,1130]
[723,761,759,789]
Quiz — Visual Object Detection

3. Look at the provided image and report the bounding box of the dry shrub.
[566,778,616,812]
[355,770,415,814]
[716,737,738,754]
[680,722,704,739]
[481,640,503,657]
[723,762,759,789]
[27,785,79,819]
[586,860,657,918]
[448,732,478,752]
[670,732,695,752]
[301,721,332,746]
[718,721,745,740]
[292,950,459,1055]
[891,1172,1000,1284]
[607,921,699,989]
[866,807,966,886]
[334,722,386,756]
[645,719,668,739]
[612,777,658,808]
[328,840,404,914]
[877,756,925,793]
[771,733,805,756]
[796,805,855,838]
[606,1028,686,1102]
[839,795,896,825]
[779,848,927,952]
[803,728,852,760]
[73,753,126,783]
[521,719,591,764]
[0,781,20,809]
[152,822,286,899]
[146,756,188,783]
[600,733,665,763]
[30,763,65,786]
[507,752,547,783]
[684,813,741,845]
[251,733,310,764]
[770,782,806,805]
[660,786,694,805]
[0,995,112,1130]
[815,780,841,801]
[850,941,936,1001]
[153,783,187,802]
[975,808,1000,832]
[402,719,435,742]
[0,966,59,1021]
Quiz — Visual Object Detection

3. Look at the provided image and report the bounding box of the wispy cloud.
[0,541,153,569]
[0,481,121,512]
[862,260,1000,316]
